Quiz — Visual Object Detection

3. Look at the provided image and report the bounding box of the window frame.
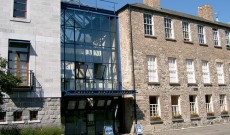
[30,111,38,121]
[216,62,225,84]
[168,58,178,83]
[0,112,6,122]
[213,28,220,46]
[182,21,191,41]
[226,31,230,47]
[186,59,196,84]
[13,0,27,18]
[143,14,154,36]
[164,18,174,39]
[13,111,22,121]
[202,61,210,84]
[147,56,158,83]
[198,25,206,44]
[220,95,227,112]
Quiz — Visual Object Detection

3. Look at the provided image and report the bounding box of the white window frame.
[144,14,154,36]
[202,61,210,84]
[226,31,230,47]
[216,62,225,84]
[220,95,227,112]
[206,95,213,113]
[190,95,198,114]
[182,21,191,41]
[198,25,206,44]
[171,96,181,117]
[213,28,220,46]
[10,0,31,23]
[147,56,158,82]
[149,96,161,117]
[168,58,178,83]
[186,59,196,83]
[164,18,174,39]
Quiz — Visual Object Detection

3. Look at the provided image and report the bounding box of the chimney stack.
[198,5,214,21]
[143,0,160,8]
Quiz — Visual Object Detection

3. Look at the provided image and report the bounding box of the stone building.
[118,0,230,134]
[0,0,61,127]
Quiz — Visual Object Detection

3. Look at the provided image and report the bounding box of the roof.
[117,3,230,29]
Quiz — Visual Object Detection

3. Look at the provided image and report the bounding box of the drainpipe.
[128,5,137,124]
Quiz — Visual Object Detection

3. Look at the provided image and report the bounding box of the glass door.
[87,111,95,135]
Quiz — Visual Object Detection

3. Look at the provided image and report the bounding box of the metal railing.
[7,69,35,89]
[190,102,198,114]
[150,104,159,116]
[206,103,213,112]
[172,105,180,116]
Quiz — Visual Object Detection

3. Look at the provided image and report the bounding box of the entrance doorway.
[64,97,122,135]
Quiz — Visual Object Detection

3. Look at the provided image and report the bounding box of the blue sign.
[104,126,114,135]
[135,124,143,135]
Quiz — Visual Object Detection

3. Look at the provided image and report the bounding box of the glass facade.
[61,7,118,92]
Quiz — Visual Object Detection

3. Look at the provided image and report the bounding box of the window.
[94,63,106,79]
[164,18,173,39]
[0,112,6,122]
[8,40,30,86]
[205,95,213,113]
[149,96,161,118]
[186,59,195,83]
[171,96,181,118]
[168,58,178,83]
[190,95,198,115]
[220,95,227,112]
[30,111,38,121]
[14,111,22,121]
[213,28,220,46]
[76,62,85,79]
[147,56,158,82]
[216,63,224,84]
[226,31,230,47]
[202,61,210,84]
[198,25,205,44]
[13,0,27,18]
[182,22,190,41]
[144,14,153,35]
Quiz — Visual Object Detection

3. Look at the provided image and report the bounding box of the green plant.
[207,112,215,116]
[190,112,199,118]
[0,126,20,135]
[150,115,161,121]
[221,110,228,115]
[21,126,63,135]
[173,114,182,119]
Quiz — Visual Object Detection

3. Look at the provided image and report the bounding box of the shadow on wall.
[123,97,145,134]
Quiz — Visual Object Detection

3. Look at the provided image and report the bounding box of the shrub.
[221,110,228,115]
[173,114,182,119]
[21,126,63,135]
[150,115,161,121]
[0,126,20,135]
[190,112,199,118]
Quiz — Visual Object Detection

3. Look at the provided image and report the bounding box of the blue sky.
[93,0,230,23]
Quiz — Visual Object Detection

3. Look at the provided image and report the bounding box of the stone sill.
[190,117,201,121]
[12,121,25,124]
[172,119,184,123]
[0,121,8,125]
[199,43,208,47]
[221,115,229,118]
[170,83,180,86]
[28,120,41,123]
[207,116,216,119]
[10,17,31,23]
[218,84,226,86]
[148,82,160,85]
[150,120,163,124]
[187,83,198,86]
[184,40,194,44]
[214,46,222,49]
[165,38,177,42]
[204,83,212,86]
[144,35,157,39]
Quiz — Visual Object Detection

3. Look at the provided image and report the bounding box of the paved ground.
[154,124,230,135]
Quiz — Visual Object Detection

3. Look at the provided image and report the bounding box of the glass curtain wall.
[61,8,118,91]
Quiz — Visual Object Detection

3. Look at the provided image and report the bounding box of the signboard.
[135,124,143,135]
[103,126,114,135]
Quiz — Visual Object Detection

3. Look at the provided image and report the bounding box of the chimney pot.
[143,0,160,8]
[198,5,214,21]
